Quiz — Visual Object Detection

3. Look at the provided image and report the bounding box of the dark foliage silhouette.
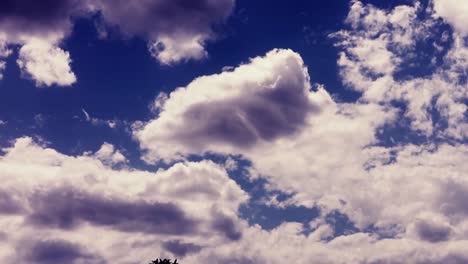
[149,258,178,264]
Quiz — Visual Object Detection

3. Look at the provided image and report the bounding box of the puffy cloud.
[149,34,208,64]
[0,0,235,85]
[333,0,467,139]
[187,223,468,264]
[0,0,78,41]
[20,239,104,264]
[135,48,329,162]
[132,3,468,260]
[161,240,203,258]
[2,1,467,263]
[27,189,199,235]
[16,39,76,87]
[0,0,80,86]
[90,0,234,64]
[134,48,396,213]
[433,0,468,36]
[412,218,452,243]
[91,142,127,165]
[0,137,248,263]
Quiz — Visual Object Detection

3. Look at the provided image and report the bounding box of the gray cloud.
[136,49,326,161]
[27,188,199,235]
[92,0,235,63]
[439,181,468,217]
[178,81,316,148]
[212,213,242,241]
[0,0,79,36]
[0,0,235,86]
[24,239,104,264]
[0,0,234,43]
[414,220,452,243]
[94,0,234,39]
[0,190,24,215]
[204,256,258,264]
[162,240,203,257]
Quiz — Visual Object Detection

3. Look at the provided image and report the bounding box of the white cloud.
[333,0,467,139]
[3,137,468,264]
[133,48,396,215]
[0,137,248,263]
[0,0,236,85]
[135,48,330,162]
[84,0,235,64]
[0,39,10,80]
[16,39,76,87]
[92,142,127,165]
[1,1,467,263]
[150,34,208,65]
[433,0,468,36]
[188,222,468,264]
[132,3,468,258]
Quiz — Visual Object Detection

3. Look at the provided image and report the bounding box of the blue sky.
[0,0,467,263]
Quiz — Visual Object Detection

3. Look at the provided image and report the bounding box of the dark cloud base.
[28,188,199,235]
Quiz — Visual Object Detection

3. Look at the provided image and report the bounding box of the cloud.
[0,137,249,263]
[433,0,468,36]
[131,2,468,262]
[0,0,78,42]
[1,139,468,263]
[332,0,467,139]
[0,62,5,79]
[187,223,468,264]
[91,142,127,165]
[91,0,234,64]
[22,239,104,264]
[413,219,452,243]
[135,48,329,162]
[28,188,199,235]
[1,37,11,80]
[162,240,203,257]
[0,0,235,86]
[1,1,467,263]
[133,47,397,217]
[0,0,80,86]
[211,212,243,241]
[17,39,76,87]
[0,190,23,214]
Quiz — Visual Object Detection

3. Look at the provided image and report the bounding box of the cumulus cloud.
[0,0,80,86]
[91,142,127,165]
[332,0,467,139]
[0,0,235,86]
[433,0,468,36]
[135,48,329,161]
[1,1,467,263]
[132,2,468,262]
[162,240,203,257]
[17,39,76,87]
[0,137,248,263]
[20,239,104,264]
[90,0,234,64]
[185,223,468,264]
[134,48,396,214]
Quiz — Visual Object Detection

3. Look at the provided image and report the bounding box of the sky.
[0,0,467,263]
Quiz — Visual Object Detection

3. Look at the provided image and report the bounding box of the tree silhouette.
[149,258,178,264]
